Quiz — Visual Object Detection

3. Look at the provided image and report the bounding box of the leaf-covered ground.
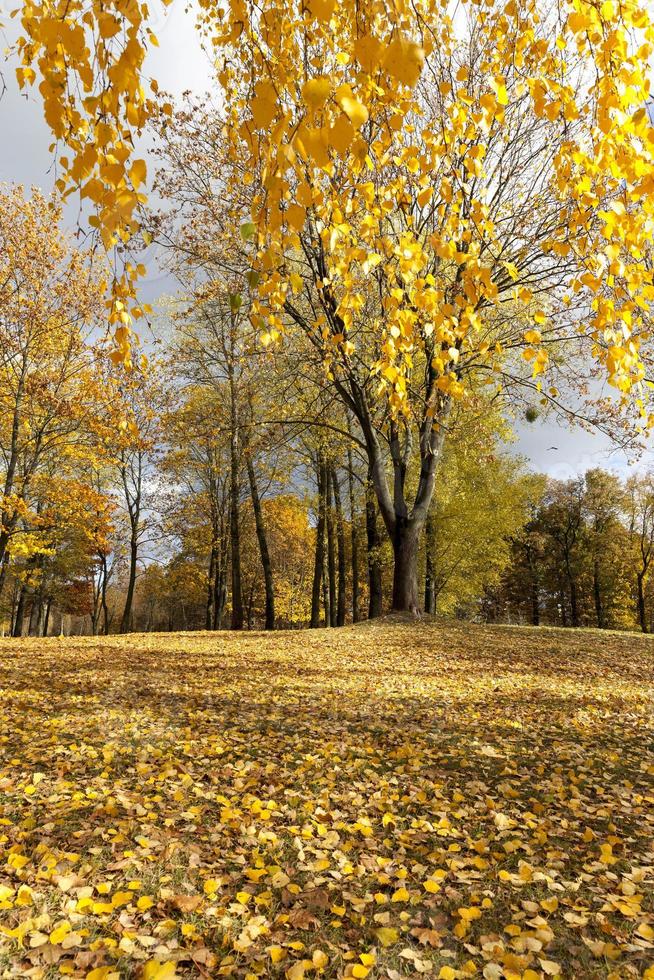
[1,621,653,980]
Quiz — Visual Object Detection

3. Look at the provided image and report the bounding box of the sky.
[0,8,651,481]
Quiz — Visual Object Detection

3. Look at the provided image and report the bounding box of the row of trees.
[5,0,654,629]
[2,184,654,638]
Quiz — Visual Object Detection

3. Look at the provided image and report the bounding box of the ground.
[0,622,653,980]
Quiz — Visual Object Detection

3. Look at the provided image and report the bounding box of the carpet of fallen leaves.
[0,620,653,980]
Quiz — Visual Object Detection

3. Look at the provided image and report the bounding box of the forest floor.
[0,621,653,980]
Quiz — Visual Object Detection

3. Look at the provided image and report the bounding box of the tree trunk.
[593,560,604,628]
[43,597,52,637]
[325,467,336,627]
[229,433,243,632]
[365,478,383,619]
[331,467,347,627]
[569,574,579,627]
[310,456,327,628]
[247,457,275,630]
[101,556,110,635]
[13,585,27,637]
[424,507,436,615]
[346,447,360,623]
[120,535,138,633]
[637,570,648,633]
[206,545,216,630]
[391,519,421,614]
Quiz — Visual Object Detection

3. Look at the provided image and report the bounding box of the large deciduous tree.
[211,0,654,610]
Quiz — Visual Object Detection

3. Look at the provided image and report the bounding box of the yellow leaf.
[50,922,72,945]
[391,887,409,902]
[137,895,154,911]
[129,159,147,189]
[539,961,561,977]
[374,926,398,947]
[302,77,331,110]
[438,968,457,980]
[335,85,368,129]
[286,204,306,231]
[305,0,335,21]
[312,949,329,968]
[141,961,177,980]
[491,76,509,106]
[112,890,133,908]
[352,967,369,979]
[383,37,425,87]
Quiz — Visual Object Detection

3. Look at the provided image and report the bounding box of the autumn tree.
[201,0,654,612]
[625,473,654,634]
[0,185,107,613]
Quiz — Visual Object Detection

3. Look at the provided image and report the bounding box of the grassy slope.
[0,621,653,979]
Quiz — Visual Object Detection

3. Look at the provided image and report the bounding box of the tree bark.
[325,466,337,627]
[593,560,604,628]
[43,597,52,637]
[120,534,138,633]
[228,372,244,630]
[424,507,436,615]
[12,584,27,637]
[637,571,648,633]
[206,544,217,630]
[331,466,347,627]
[310,455,327,628]
[391,519,421,615]
[365,477,383,619]
[247,457,275,629]
[346,447,360,623]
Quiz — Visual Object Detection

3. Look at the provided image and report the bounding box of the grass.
[0,620,653,979]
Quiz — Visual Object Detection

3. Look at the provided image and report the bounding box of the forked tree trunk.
[391,519,421,615]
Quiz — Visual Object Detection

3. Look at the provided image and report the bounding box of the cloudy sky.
[0,8,650,480]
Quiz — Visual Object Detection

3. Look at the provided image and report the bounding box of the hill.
[1,622,653,978]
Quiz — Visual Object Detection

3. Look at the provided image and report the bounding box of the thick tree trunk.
[331,467,347,627]
[424,508,436,615]
[310,456,327,628]
[391,519,421,614]
[346,448,360,623]
[365,479,383,619]
[247,457,275,630]
[637,571,648,633]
